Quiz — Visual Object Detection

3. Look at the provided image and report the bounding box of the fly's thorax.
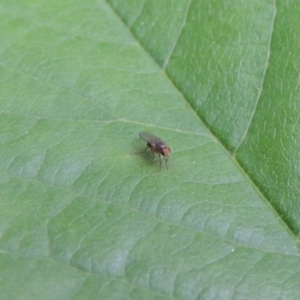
[147,141,170,156]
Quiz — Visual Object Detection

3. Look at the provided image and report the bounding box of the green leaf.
[0,0,299,299]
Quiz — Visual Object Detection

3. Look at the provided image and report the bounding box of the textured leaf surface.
[0,0,300,299]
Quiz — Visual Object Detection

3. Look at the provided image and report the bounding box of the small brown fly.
[139,132,171,169]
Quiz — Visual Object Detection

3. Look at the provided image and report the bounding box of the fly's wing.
[139,132,164,144]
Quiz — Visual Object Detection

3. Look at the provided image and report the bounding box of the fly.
[139,131,171,169]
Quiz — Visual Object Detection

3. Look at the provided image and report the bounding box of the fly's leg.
[138,147,149,155]
[149,149,155,163]
[164,156,169,170]
[159,154,162,170]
